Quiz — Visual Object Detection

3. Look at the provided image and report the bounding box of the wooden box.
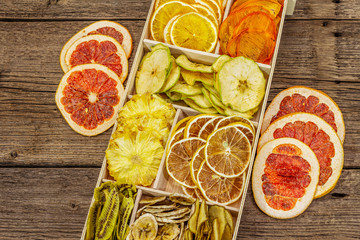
[81,0,295,239]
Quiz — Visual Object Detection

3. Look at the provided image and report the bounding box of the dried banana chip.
[169,193,195,205]
[140,196,167,205]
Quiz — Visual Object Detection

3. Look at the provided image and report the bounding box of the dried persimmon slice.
[253,138,320,219]
[55,64,124,136]
[230,0,282,17]
[233,11,276,38]
[259,112,344,198]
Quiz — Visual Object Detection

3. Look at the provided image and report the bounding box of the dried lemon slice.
[170,12,218,52]
[205,125,251,177]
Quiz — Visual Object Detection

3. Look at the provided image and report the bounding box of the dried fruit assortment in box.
[219,0,284,63]
[253,86,345,219]
[56,21,133,136]
[135,44,266,118]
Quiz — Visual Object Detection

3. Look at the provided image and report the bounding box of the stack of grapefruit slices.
[253,86,345,219]
[166,114,255,206]
[55,21,132,136]
[150,0,225,52]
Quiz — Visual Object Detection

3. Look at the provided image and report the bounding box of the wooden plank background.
[0,0,359,239]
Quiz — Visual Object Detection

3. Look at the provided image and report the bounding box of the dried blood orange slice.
[197,160,246,205]
[60,20,132,73]
[166,137,206,188]
[64,35,128,83]
[259,112,344,198]
[261,86,345,143]
[252,138,320,219]
[55,64,124,136]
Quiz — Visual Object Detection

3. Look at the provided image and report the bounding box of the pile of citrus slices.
[253,86,345,219]
[166,114,255,206]
[219,0,284,63]
[150,0,225,52]
[55,21,132,136]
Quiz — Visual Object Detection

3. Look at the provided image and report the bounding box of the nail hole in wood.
[334,32,342,37]
[11,151,18,158]
[335,80,341,84]
[323,22,328,27]
[332,0,340,3]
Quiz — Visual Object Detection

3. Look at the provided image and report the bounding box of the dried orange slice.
[166,137,206,188]
[163,15,180,44]
[166,127,185,154]
[192,3,219,27]
[228,122,255,146]
[181,185,198,198]
[198,116,224,140]
[252,138,320,219]
[60,20,132,73]
[197,160,246,205]
[261,86,345,143]
[259,112,344,198]
[171,116,194,136]
[170,12,218,52]
[55,64,124,136]
[150,1,197,42]
[64,35,129,83]
[184,114,217,138]
[205,125,251,177]
[196,0,223,23]
[215,115,255,132]
[190,146,205,185]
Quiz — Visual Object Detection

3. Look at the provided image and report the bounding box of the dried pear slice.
[181,69,214,86]
[131,213,158,240]
[184,229,194,240]
[169,193,196,205]
[136,48,172,95]
[153,207,191,218]
[196,201,208,233]
[185,94,213,109]
[211,218,220,240]
[183,99,218,114]
[176,55,213,73]
[160,56,181,92]
[178,222,185,240]
[208,206,227,239]
[224,210,234,234]
[169,81,203,96]
[212,55,231,73]
[156,223,180,240]
[218,56,266,112]
[221,224,232,240]
[140,196,167,206]
[188,199,200,234]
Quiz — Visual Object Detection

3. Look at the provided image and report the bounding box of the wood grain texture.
[2,0,360,20]
[238,169,360,239]
[1,20,358,167]
[0,168,358,239]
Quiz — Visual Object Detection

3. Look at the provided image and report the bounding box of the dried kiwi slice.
[176,55,213,73]
[136,48,172,94]
[218,56,266,112]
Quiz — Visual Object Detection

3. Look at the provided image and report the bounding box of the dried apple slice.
[218,56,266,112]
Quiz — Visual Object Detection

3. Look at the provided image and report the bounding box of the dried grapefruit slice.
[259,112,344,198]
[261,86,345,143]
[55,64,124,136]
[64,35,128,83]
[197,161,246,205]
[60,20,132,73]
[184,114,217,138]
[166,137,206,188]
[252,138,320,219]
[205,125,251,177]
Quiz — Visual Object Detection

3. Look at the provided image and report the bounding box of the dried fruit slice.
[184,114,217,138]
[182,185,198,199]
[183,99,219,114]
[166,127,185,154]
[198,116,224,140]
[150,1,197,42]
[185,95,213,108]
[106,131,163,186]
[190,146,205,185]
[176,55,213,73]
[261,86,345,143]
[218,56,266,112]
[192,3,219,27]
[231,0,282,16]
[163,15,180,44]
[160,56,181,92]
[171,116,194,136]
[252,138,320,219]
[170,12,218,52]
[64,35,128,83]
[233,11,276,38]
[197,161,246,205]
[227,122,255,146]
[136,48,172,95]
[205,125,251,177]
[215,115,255,133]
[196,0,223,23]
[60,20,132,73]
[259,112,344,198]
[131,213,158,239]
[166,137,206,188]
[55,64,124,136]
[156,223,180,239]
